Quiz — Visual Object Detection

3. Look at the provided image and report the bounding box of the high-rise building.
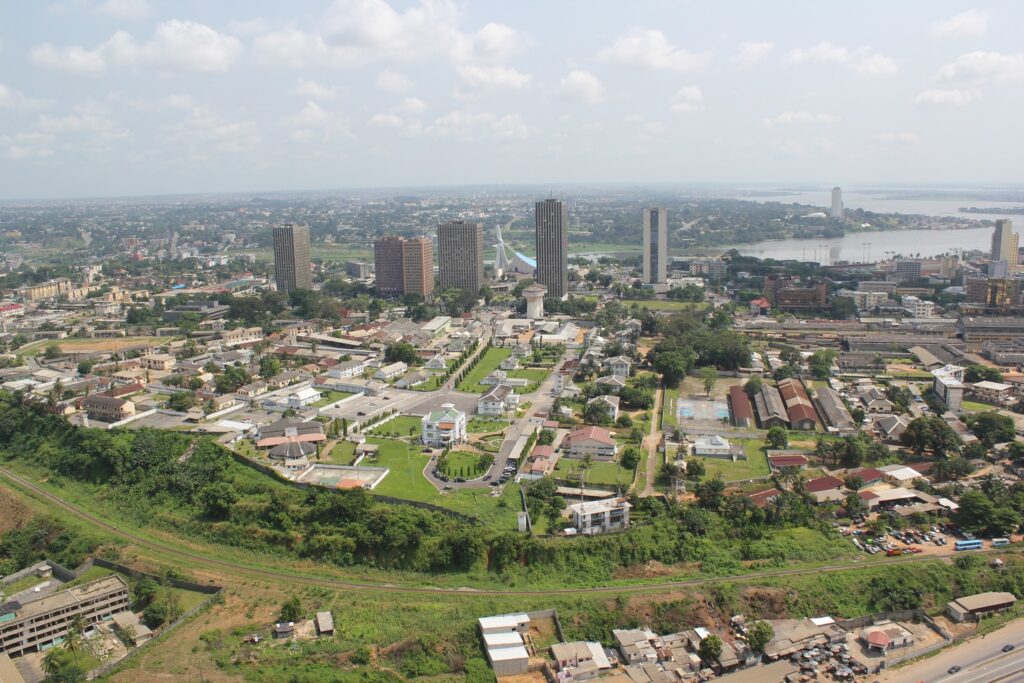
[374,236,406,295]
[535,198,568,299]
[830,187,844,219]
[403,236,434,298]
[894,259,922,282]
[991,219,1019,272]
[438,221,484,293]
[272,224,313,293]
[642,208,668,284]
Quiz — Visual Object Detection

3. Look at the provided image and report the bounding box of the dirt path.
[640,386,663,497]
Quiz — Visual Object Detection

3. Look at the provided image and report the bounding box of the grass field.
[661,385,680,429]
[696,439,770,482]
[327,440,356,464]
[620,299,708,312]
[439,450,484,478]
[467,417,510,433]
[368,415,422,438]
[457,347,512,392]
[17,335,170,357]
[310,390,354,408]
[553,458,633,487]
[960,400,1000,414]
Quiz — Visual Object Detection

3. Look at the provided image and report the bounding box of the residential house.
[767,452,810,470]
[395,370,430,389]
[499,355,520,371]
[587,394,620,422]
[375,361,408,381]
[874,414,910,443]
[327,358,370,379]
[140,353,176,372]
[424,356,448,371]
[235,380,268,398]
[565,426,617,459]
[477,384,519,415]
[595,375,627,393]
[858,387,895,414]
[481,369,529,388]
[569,497,631,534]
[972,380,1014,406]
[612,628,661,664]
[692,435,741,460]
[805,475,845,504]
[421,403,467,447]
[605,356,633,377]
[550,641,612,680]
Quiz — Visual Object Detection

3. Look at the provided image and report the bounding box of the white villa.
[421,403,468,447]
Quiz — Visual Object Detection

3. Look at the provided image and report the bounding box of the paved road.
[881,619,1024,683]
[0,465,999,597]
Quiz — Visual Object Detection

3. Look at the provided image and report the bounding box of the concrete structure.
[373,236,406,295]
[830,186,843,220]
[972,380,1014,406]
[479,614,530,677]
[523,283,547,319]
[535,198,569,299]
[273,224,313,293]
[0,575,131,656]
[345,260,370,279]
[946,592,1016,622]
[692,435,738,459]
[642,208,668,284]
[374,362,408,380]
[81,395,136,422]
[894,259,923,282]
[991,219,1020,272]
[315,611,334,635]
[403,236,434,298]
[932,364,965,412]
[20,278,72,302]
[568,497,631,534]
[438,221,484,293]
[477,384,518,415]
[421,403,467,446]
[565,426,617,459]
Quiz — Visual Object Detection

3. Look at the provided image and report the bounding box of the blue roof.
[513,251,537,268]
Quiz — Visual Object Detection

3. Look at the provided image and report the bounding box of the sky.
[1,0,1022,199]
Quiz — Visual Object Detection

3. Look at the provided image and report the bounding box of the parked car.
[1003,644,1015,653]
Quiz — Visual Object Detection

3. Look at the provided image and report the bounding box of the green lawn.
[661,385,680,429]
[328,440,356,464]
[368,415,422,438]
[0,573,46,597]
[512,367,550,392]
[467,417,510,433]
[960,400,999,414]
[457,347,512,392]
[696,439,770,482]
[311,390,355,408]
[620,299,708,312]
[363,437,519,526]
[409,374,446,391]
[553,458,633,487]
[439,450,485,478]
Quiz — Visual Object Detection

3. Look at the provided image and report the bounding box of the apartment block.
[438,221,484,293]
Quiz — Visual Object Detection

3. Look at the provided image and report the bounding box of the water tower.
[523,283,547,319]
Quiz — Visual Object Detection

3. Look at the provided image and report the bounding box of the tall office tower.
[991,219,1019,272]
[373,236,406,295]
[642,208,668,284]
[535,198,568,299]
[438,221,484,293]
[272,224,313,293]
[830,187,844,219]
[403,236,434,298]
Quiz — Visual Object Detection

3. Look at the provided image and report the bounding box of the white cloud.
[559,70,606,104]
[930,9,989,39]
[669,86,704,113]
[732,41,774,67]
[914,88,980,106]
[0,84,48,111]
[452,21,523,63]
[169,106,261,154]
[294,79,339,100]
[785,42,897,77]
[283,100,352,142]
[936,51,1024,84]
[375,70,412,93]
[368,113,404,128]
[455,64,530,90]
[598,28,710,71]
[30,20,241,75]
[873,131,920,145]
[428,110,529,141]
[397,97,427,113]
[763,111,837,125]
[3,132,55,160]
[95,0,150,21]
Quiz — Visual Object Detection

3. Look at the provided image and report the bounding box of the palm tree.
[42,648,64,678]
[64,614,86,664]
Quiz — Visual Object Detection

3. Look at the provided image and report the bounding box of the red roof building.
[804,475,844,494]
[748,488,782,508]
[768,454,810,470]
[728,385,755,428]
[776,379,819,430]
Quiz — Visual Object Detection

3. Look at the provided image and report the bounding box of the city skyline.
[3,2,1024,199]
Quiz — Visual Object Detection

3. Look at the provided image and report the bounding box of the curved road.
[0,466,997,597]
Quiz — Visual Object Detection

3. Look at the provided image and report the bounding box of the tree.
[965,412,1015,448]
[698,634,723,662]
[747,621,774,654]
[166,391,197,412]
[685,458,705,479]
[766,426,788,450]
[696,476,725,510]
[699,366,717,397]
[384,342,418,366]
[965,365,1003,383]
[901,416,960,457]
[42,648,85,683]
[743,376,763,399]
[652,349,695,387]
[829,296,857,320]
[279,595,302,622]
[808,350,837,379]
[77,360,94,375]
[620,447,641,470]
[259,355,282,380]
[44,343,62,360]
[198,482,238,519]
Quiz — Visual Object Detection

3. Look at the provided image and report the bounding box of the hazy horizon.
[3,1,1023,199]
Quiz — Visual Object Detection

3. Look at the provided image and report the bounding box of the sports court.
[677,399,730,422]
[293,464,390,490]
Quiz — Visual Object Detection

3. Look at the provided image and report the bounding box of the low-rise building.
[605,356,633,377]
[568,497,631,534]
[754,385,789,428]
[477,384,519,415]
[728,385,755,428]
[565,426,617,459]
[374,361,408,381]
[946,592,1017,622]
[816,386,855,431]
[586,394,620,422]
[421,403,467,447]
[81,395,136,422]
[140,353,176,372]
[692,435,740,459]
[971,380,1014,406]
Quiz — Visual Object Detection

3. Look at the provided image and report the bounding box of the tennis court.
[677,399,729,422]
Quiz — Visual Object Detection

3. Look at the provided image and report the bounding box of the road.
[882,619,1024,683]
[0,465,992,597]
[639,386,664,497]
